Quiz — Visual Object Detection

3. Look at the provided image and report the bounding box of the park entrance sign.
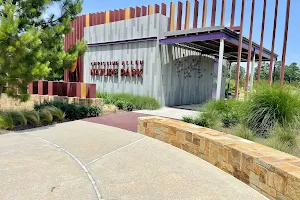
[64,0,290,106]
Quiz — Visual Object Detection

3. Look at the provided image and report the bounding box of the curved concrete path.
[0,121,267,200]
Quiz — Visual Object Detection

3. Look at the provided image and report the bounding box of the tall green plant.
[11,111,27,126]
[24,110,40,125]
[0,112,14,129]
[0,0,87,100]
[244,85,300,136]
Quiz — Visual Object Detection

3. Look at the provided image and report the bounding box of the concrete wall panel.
[84,14,226,106]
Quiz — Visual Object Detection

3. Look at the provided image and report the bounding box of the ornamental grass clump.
[23,110,40,125]
[11,111,27,126]
[39,109,53,124]
[244,85,300,136]
[0,112,14,130]
[46,106,65,121]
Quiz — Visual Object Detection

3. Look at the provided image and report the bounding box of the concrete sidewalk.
[0,121,266,200]
[133,107,198,120]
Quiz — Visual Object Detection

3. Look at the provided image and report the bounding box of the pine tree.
[0,0,87,101]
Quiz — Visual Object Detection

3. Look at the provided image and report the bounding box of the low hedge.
[34,101,102,120]
[0,106,65,130]
[97,92,161,111]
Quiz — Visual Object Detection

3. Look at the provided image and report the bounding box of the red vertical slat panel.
[130,7,135,18]
[98,12,102,25]
[257,0,267,81]
[221,0,226,26]
[211,0,217,26]
[280,0,291,87]
[110,10,115,22]
[95,12,99,25]
[177,1,183,30]
[202,0,207,27]
[193,0,199,28]
[154,4,160,14]
[230,0,236,28]
[268,0,278,85]
[102,12,106,24]
[120,9,125,20]
[142,6,147,16]
[245,0,255,91]
[115,9,120,21]
[161,3,167,15]
[90,13,94,26]
[136,6,141,17]
[234,0,245,97]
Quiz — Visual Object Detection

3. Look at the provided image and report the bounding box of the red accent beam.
[161,3,167,15]
[98,12,102,25]
[257,0,267,81]
[100,12,105,24]
[269,0,278,85]
[230,0,236,28]
[245,0,255,91]
[142,6,147,16]
[136,6,141,17]
[114,9,120,21]
[130,7,135,18]
[154,4,160,14]
[120,9,125,20]
[221,0,226,26]
[234,0,245,97]
[280,0,291,87]
[211,0,217,26]
[110,10,115,22]
[193,0,199,28]
[177,1,183,30]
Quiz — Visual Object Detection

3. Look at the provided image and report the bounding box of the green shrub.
[87,106,102,117]
[115,100,126,110]
[233,125,254,141]
[221,112,239,128]
[96,91,109,99]
[201,99,244,128]
[0,112,14,130]
[182,116,194,123]
[193,112,218,128]
[271,125,297,147]
[97,92,161,110]
[11,111,27,126]
[104,95,116,105]
[264,137,297,155]
[35,101,101,120]
[45,106,65,121]
[125,101,134,111]
[39,109,53,124]
[23,110,40,125]
[244,85,300,136]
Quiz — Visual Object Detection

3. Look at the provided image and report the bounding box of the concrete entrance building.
[64,1,290,106]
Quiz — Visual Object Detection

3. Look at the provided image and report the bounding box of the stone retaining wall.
[137,116,300,200]
[0,94,103,111]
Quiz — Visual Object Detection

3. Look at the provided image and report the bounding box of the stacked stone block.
[137,116,300,200]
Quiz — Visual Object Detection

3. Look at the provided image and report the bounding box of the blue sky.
[77,0,298,65]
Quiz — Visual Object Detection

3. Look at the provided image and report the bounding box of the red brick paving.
[82,112,152,132]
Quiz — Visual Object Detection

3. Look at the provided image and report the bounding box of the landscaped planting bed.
[0,101,102,133]
[182,85,300,157]
[97,91,161,111]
